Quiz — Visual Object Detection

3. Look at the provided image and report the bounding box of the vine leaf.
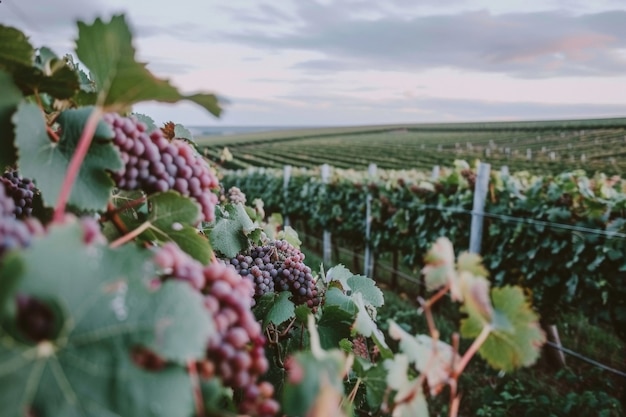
[0,70,21,169]
[142,191,211,265]
[352,293,391,357]
[0,220,213,416]
[14,104,122,212]
[174,124,193,141]
[457,252,488,277]
[383,354,429,417]
[460,286,546,372]
[0,24,33,73]
[352,358,387,410]
[132,113,157,132]
[459,272,493,323]
[388,320,459,395]
[422,237,461,300]
[75,14,221,116]
[346,275,384,308]
[282,317,348,417]
[21,47,80,99]
[209,203,261,258]
[264,291,295,327]
[324,264,353,288]
[317,288,357,349]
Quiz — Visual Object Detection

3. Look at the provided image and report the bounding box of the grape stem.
[109,221,151,248]
[105,202,129,235]
[46,125,60,143]
[53,106,103,222]
[454,324,492,377]
[187,360,205,417]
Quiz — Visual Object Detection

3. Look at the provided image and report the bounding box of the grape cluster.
[153,244,279,416]
[224,240,320,308]
[0,186,43,258]
[1,169,37,218]
[203,263,279,416]
[153,242,205,290]
[103,113,219,222]
[273,240,320,308]
[227,186,247,205]
[226,245,277,297]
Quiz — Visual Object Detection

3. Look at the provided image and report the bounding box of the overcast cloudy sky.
[2,0,626,126]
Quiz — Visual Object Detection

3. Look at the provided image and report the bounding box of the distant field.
[197,117,626,174]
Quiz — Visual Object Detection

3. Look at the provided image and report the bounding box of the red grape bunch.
[1,169,37,218]
[103,113,219,222]
[225,245,277,298]
[153,244,279,416]
[0,185,43,258]
[273,240,320,308]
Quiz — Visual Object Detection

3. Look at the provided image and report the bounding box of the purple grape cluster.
[225,240,320,308]
[1,169,37,218]
[0,187,43,258]
[226,245,277,297]
[273,240,320,308]
[203,263,280,416]
[152,244,279,416]
[103,113,219,222]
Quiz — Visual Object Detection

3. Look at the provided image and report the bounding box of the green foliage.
[208,202,261,258]
[0,221,213,416]
[143,191,211,264]
[222,164,626,331]
[15,105,122,212]
[75,15,221,115]
[0,70,22,169]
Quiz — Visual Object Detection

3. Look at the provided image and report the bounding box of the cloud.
[222,8,626,78]
[0,0,108,34]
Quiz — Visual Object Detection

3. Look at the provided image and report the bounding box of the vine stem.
[187,360,205,417]
[454,324,492,377]
[109,221,151,248]
[46,125,60,143]
[53,107,103,222]
[105,202,129,235]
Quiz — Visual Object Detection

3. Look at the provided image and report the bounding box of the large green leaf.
[282,319,348,417]
[0,25,33,73]
[352,293,390,357]
[208,203,260,258]
[141,191,211,264]
[0,221,213,416]
[460,286,545,372]
[14,104,122,212]
[347,274,384,308]
[0,70,21,169]
[17,48,80,99]
[317,288,357,349]
[262,291,295,327]
[75,15,221,116]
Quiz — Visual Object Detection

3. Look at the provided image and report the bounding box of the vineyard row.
[221,162,626,338]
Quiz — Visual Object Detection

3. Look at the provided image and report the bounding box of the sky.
[2,0,626,127]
